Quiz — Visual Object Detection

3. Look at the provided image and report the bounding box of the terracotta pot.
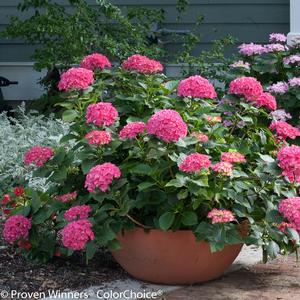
[111,227,243,284]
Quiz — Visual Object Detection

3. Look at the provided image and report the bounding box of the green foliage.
[2,0,165,71]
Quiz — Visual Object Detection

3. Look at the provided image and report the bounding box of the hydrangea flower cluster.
[177,75,217,99]
[267,81,289,94]
[64,205,92,222]
[85,130,112,145]
[264,43,286,53]
[278,197,300,233]
[270,109,292,122]
[221,152,246,163]
[255,92,277,111]
[191,132,209,143]
[85,163,121,192]
[269,33,287,43]
[207,209,236,224]
[229,77,263,100]
[179,153,211,173]
[86,102,118,127]
[277,145,300,182]
[269,121,300,140]
[146,109,187,142]
[80,53,111,70]
[119,122,146,140]
[283,55,300,65]
[288,77,300,87]
[212,162,234,177]
[24,146,54,167]
[238,43,266,56]
[229,60,250,70]
[56,191,77,203]
[122,54,163,74]
[3,215,31,244]
[58,67,94,91]
[61,219,95,251]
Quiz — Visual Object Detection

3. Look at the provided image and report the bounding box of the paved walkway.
[159,256,300,300]
[42,246,300,300]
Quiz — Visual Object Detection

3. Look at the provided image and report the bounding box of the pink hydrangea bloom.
[238,43,266,56]
[3,215,31,244]
[207,209,236,224]
[122,54,163,74]
[212,162,234,176]
[80,53,111,70]
[267,81,289,94]
[86,102,118,127]
[119,122,146,140]
[191,132,209,143]
[24,146,54,167]
[85,130,112,145]
[58,67,94,91]
[255,92,277,110]
[56,192,77,203]
[277,145,300,182]
[85,163,121,193]
[283,55,300,65]
[64,205,92,222]
[264,43,286,53]
[270,121,300,140]
[146,109,187,142]
[179,153,211,173]
[269,33,287,43]
[229,77,263,100]
[289,77,300,87]
[229,60,250,70]
[177,75,217,99]
[61,219,94,251]
[221,152,246,163]
[278,197,300,232]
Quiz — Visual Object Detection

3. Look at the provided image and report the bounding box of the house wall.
[0,0,290,100]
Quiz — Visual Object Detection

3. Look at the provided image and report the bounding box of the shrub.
[225,33,300,126]
[0,104,70,194]
[1,53,300,263]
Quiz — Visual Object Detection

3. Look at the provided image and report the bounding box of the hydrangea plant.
[1,52,300,263]
[226,32,300,126]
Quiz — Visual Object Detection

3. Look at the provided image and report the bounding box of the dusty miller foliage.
[0,104,70,194]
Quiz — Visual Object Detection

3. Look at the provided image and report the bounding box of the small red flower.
[3,208,11,215]
[18,240,32,250]
[1,194,11,206]
[14,186,24,197]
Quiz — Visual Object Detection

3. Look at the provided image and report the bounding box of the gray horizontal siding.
[0,0,290,62]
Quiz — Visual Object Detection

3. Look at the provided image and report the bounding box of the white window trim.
[287,0,300,45]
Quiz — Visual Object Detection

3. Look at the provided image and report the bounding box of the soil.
[0,218,128,299]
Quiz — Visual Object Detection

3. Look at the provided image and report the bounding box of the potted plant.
[1,52,300,284]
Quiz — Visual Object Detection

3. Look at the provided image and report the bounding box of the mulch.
[0,219,128,299]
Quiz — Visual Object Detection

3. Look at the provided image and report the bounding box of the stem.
[126,214,152,229]
[262,247,268,263]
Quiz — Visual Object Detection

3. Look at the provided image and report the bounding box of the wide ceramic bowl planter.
[111,227,243,284]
